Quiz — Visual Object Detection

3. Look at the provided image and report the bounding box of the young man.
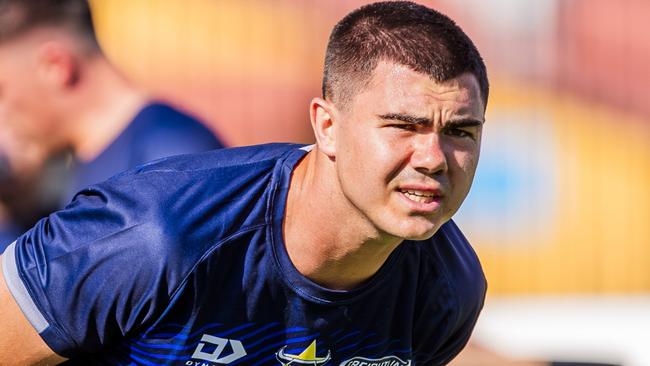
[0,1,488,365]
[0,0,224,247]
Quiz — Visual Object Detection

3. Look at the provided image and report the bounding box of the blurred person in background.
[0,0,224,249]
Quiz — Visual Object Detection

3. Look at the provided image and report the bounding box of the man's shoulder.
[129,142,303,175]
[60,143,306,257]
[117,102,225,166]
[128,102,212,138]
[74,143,303,240]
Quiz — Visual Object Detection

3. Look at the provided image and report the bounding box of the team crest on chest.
[275,340,331,365]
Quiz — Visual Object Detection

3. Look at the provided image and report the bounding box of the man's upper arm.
[0,252,66,365]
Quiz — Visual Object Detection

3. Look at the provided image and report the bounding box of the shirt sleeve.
[2,174,185,358]
[429,296,486,366]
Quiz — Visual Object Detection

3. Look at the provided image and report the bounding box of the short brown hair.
[323,1,488,109]
[0,0,99,52]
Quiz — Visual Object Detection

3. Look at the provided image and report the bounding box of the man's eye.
[389,124,417,131]
[445,128,473,139]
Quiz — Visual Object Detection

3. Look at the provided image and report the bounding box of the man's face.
[0,36,62,175]
[333,61,485,241]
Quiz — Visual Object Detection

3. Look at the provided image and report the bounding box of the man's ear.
[36,42,79,89]
[309,97,338,159]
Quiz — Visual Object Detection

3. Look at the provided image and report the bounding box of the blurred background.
[18,0,650,364]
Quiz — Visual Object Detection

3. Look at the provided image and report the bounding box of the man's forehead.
[369,61,479,92]
[361,62,485,115]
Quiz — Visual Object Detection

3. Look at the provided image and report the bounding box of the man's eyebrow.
[445,118,484,128]
[377,113,430,125]
[378,114,484,127]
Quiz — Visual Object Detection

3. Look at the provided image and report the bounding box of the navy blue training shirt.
[3,143,486,365]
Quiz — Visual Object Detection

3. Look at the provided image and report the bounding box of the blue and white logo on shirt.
[190,334,247,364]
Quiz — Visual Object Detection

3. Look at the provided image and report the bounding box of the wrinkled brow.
[378,113,484,127]
[377,113,431,125]
[445,118,484,128]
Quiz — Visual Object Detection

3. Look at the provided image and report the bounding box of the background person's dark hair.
[323,1,489,109]
[0,0,99,53]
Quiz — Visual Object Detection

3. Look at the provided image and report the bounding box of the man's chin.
[393,224,440,241]
[375,213,442,241]
[401,231,437,241]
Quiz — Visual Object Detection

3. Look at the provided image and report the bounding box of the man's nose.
[411,133,448,176]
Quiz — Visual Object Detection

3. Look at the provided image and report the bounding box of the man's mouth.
[398,189,440,204]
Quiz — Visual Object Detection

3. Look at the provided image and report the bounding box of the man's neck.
[66,57,149,162]
[283,149,403,290]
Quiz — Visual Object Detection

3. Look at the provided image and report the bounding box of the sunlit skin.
[334,62,485,241]
[285,61,485,290]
